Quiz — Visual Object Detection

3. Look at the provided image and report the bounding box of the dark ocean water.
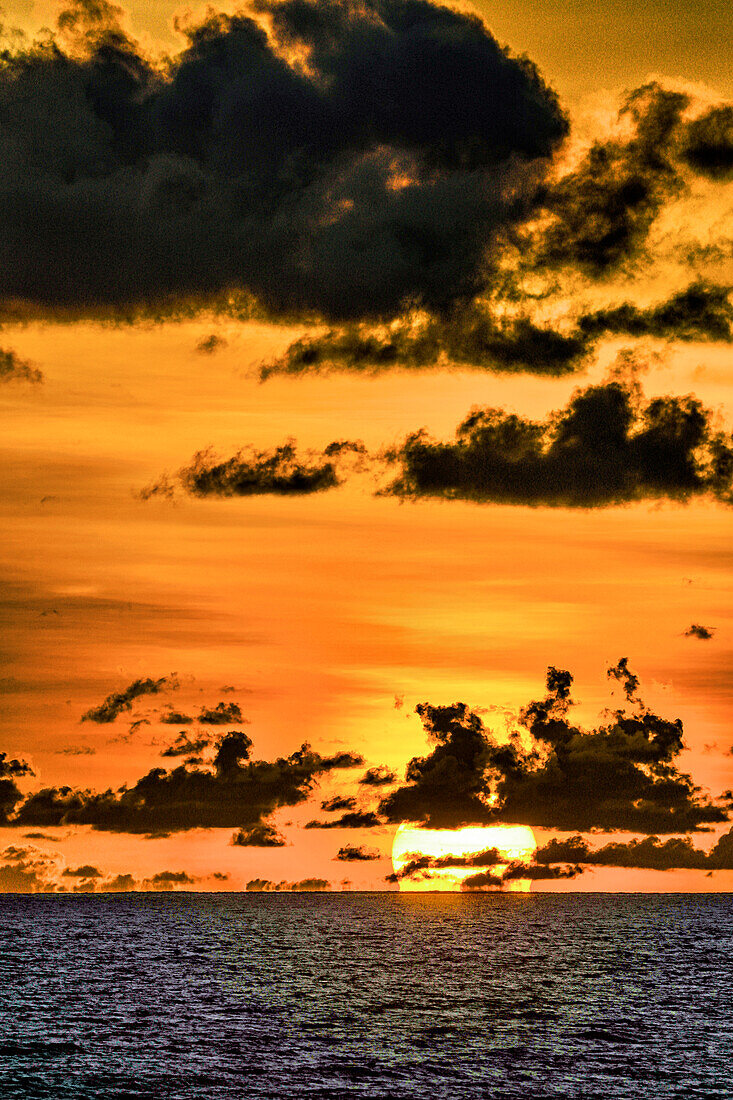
[0,893,731,1099]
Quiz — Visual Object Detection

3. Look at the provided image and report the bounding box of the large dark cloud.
[10,729,362,833]
[81,675,177,723]
[386,376,733,507]
[379,661,728,833]
[0,0,567,322]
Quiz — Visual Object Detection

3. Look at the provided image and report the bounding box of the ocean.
[0,893,730,1098]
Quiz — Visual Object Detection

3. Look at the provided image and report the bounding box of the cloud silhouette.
[12,729,363,833]
[0,0,567,322]
[81,675,177,723]
[386,377,733,508]
[380,661,728,833]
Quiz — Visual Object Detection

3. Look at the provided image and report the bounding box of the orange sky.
[1,0,732,892]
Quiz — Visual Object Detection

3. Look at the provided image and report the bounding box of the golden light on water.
[391,824,537,892]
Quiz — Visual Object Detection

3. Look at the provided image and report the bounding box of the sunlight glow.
[391,823,537,892]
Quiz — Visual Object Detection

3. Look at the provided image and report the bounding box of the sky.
[1,0,733,894]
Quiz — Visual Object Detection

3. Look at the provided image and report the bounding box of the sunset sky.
[1,0,732,894]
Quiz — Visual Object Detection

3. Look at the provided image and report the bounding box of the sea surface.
[0,892,731,1099]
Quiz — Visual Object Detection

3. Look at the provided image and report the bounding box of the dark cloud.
[159,710,194,725]
[680,105,733,180]
[62,864,102,878]
[304,810,382,829]
[0,753,34,826]
[0,845,58,893]
[57,745,96,756]
[245,877,330,892]
[579,283,733,344]
[459,870,503,889]
[196,334,228,354]
[321,795,357,811]
[0,753,34,779]
[81,675,177,723]
[684,623,715,640]
[174,443,351,498]
[607,655,642,706]
[104,874,137,892]
[0,348,43,384]
[197,702,245,725]
[231,822,286,847]
[359,766,396,787]
[534,828,733,871]
[260,310,590,380]
[536,83,687,276]
[379,661,728,833]
[145,870,196,889]
[11,729,361,833]
[379,701,495,829]
[388,846,502,881]
[0,0,566,323]
[161,731,212,757]
[386,376,733,508]
[334,844,380,861]
[260,279,733,382]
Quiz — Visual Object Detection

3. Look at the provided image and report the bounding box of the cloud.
[0,753,34,778]
[81,675,177,723]
[379,661,728,833]
[0,0,567,323]
[684,623,715,640]
[57,745,97,756]
[196,334,228,354]
[160,731,212,757]
[245,877,330,891]
[534,829,733,871]
[0,348,43,384]
[231,822,286,847]
[359,766,396,787]
[680,105,733,180]
[197,702,245,725]
[0,753,34,826]
[260,310,591,380]
[535,83,688,276]
[321,795,357,811]
[579,283,733,344]
[11,729,363,833]
[378,700,504,829]
[304,810,382,829]
[174,442,353,499]
[159,710,194,725]
[0,844,60,893]
[334,844,380,861]
[62,864,102,878]
[386,375,733,508]
[144,870,196,890]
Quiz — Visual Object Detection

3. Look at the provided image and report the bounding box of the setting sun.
[392,824,537,892]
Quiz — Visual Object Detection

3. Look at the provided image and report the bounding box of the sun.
[391,823,536,892]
